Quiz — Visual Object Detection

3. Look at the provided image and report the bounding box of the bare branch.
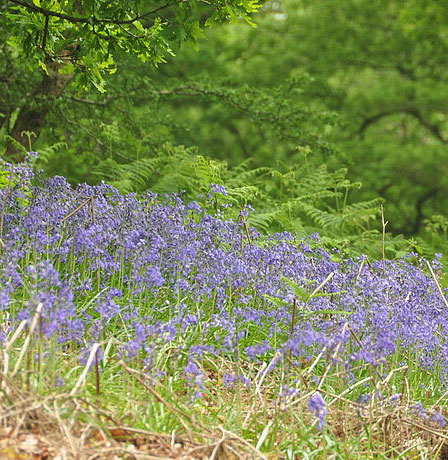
[410,110,447,143]
[359,107,448,143]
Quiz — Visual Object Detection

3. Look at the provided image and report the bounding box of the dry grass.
[0,368,270,459]
[2,311,448,459]
[1,367,448,459]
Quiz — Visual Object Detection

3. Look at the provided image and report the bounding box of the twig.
[53,399,78,453]
[290,297,297,337]
[315,323,349,391]
[401,418,448,440]
[1,392,77,419]
[3,319,27,377]
[432,387,448,410]
[347,323,364,348]
[309,272,335,298]
[220,426,268,460]
[426,260,448,311]
[119,360,207,433]
[327,376,374,407]
[9,0,179,26]
[107,425,195,442]
[0,369,25,400]
[381,204,388,274]
[70,343,100,395]
[12,303,43,377]
[305,345,327,375]
[242,362,267,427]
[48,197,93,232]
[355,258,366,282]
[94,350,101,396]
[370,365,408,405]
[209,430,227,460]
[255,351,282,396]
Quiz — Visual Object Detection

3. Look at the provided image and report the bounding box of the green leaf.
[262,295,290,308]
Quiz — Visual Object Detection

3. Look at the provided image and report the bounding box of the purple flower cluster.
[1,159,448,400]
[411,402,447,428]
[308,393,327,430]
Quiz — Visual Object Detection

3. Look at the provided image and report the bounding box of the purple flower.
[210,184,228,196]
[184,359,200,375]
[3,158,448,408]
[411,402,429,420]
[308,393,327,431]
[430,411,447,428]
[280,385,300,398]
[0,289,10,311]
[146,266,165,288]
[245,341,271,360]
[223,373,238,387]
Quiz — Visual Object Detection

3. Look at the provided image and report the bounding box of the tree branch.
[156,85,308,124]
[410,110,447,143]
[8,0,178,26]
[392,188,439,236]
[6,59,75,158]
[359,107,448,143]
[358,109,402,135]
[41,13,49,49]
[69,95,125,106]
[412,188,438,235]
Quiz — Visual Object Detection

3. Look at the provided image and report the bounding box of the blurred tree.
[143,0,448,236]
[282,0,448,236]
[3,0,447,244]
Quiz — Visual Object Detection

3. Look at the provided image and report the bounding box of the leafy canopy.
[4,0,260,91]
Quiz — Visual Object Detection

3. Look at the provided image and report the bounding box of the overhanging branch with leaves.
[8,0,179,26]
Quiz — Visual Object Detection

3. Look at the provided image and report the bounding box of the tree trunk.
[6,59,74,159]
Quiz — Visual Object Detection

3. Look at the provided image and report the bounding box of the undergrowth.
[1,156,448,459]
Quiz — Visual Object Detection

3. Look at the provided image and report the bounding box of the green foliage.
[234,0,448,238]
[34,74,338,177]
[4,0,260,90]
[1,0,446,263]
[90,142,410,258]
[420,214,448,260]
[0,164,9,189]
[0,156,34,211]
[123,0,446,243]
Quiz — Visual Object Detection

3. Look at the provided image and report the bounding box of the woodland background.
[2,0,448,260]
